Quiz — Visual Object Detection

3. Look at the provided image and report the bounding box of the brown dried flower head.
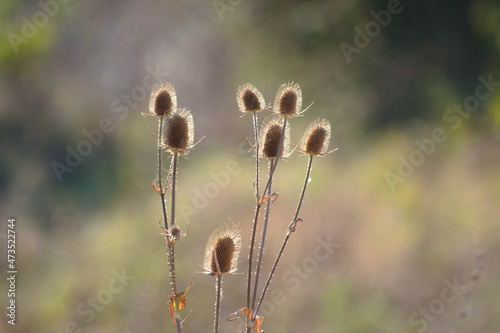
[301,119,331,156]
[236,83,265,113]
[260,116,290,160]
[170,225,181,238]
[273,82,302,117]
[163,108,195,155]
[149,82,177,118]
[203,225,241,276]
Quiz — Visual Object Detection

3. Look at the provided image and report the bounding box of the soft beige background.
[1,0,499,332]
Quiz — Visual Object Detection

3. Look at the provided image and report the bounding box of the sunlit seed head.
[259,116,290,160]
[170,225,181,238]
[243,90,261,111]
[236,83,265,113]
[274,82,302,116]
[203,225,241,276]
[149,82,177,118]
[301,119,331,156]
[262,124,283,158]
[164,108,195,155]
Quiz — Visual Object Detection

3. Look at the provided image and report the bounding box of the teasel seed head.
[163,108,195,156]
[149,82,177,118]
[273,82,302,117]
[259,116,290,160]
[301,119,331,156]
[203,225,241,276]
[236,83,265,113]
[170,225,181,239]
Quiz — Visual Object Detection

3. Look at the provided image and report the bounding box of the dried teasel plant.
[273,82,303,117]
[236,83,266,198]
[236,82,313,333]
[163,108,195,156]
[162,108,198,254]
[235,83,271,333]
[149,82,177,118]
[253,118,334,323]
[260,82,309,198]
[145,83,198,333]
[144,80,334,333]
[234,83,335,333]
[247,115,292,314]
[203,224,242,276]
[259,116,290,160]
[203,225,242,333]
[300,118,332,157]
[237,83,266,114]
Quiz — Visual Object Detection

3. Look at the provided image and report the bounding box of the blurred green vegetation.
[1,0,500,332]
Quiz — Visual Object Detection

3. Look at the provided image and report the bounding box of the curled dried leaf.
[168,277,194,324]
[227,308,264,332]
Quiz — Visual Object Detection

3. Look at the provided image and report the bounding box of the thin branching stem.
[168,245,177,295]
[214,275,223,333]
[245,111,261,330]
[251,160,275,310]
[292,155,313,223]
[254,155,314,320]
[157,121,175,294]
[253,230,287,321]
[157,120,181,333]
[253,111,260,200]
[163,154,175,202]
[169,150,179,295]
[171,151,178,229]
[162,155,178,305]
[246,204,262,330]
[247,117,287,333]
[157,119,169,230]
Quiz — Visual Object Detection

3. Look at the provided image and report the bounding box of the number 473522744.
[7,219,16,270]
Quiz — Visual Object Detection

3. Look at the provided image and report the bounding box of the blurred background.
[1,0,500,332]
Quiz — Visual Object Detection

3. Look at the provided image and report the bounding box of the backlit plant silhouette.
[145,81,334,333]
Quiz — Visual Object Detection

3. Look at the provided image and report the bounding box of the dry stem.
[214,275,222,333]
[251,160,275,310]
[254,155,314,320]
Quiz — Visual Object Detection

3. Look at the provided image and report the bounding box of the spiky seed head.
[170,225,181,238]
[164,108,195,155]
[274,82,302,117]
[203,225,241,276]
[149,82,177,118]
[301,119,331,156]
[236,83,265,113]
[260,116,290,160]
